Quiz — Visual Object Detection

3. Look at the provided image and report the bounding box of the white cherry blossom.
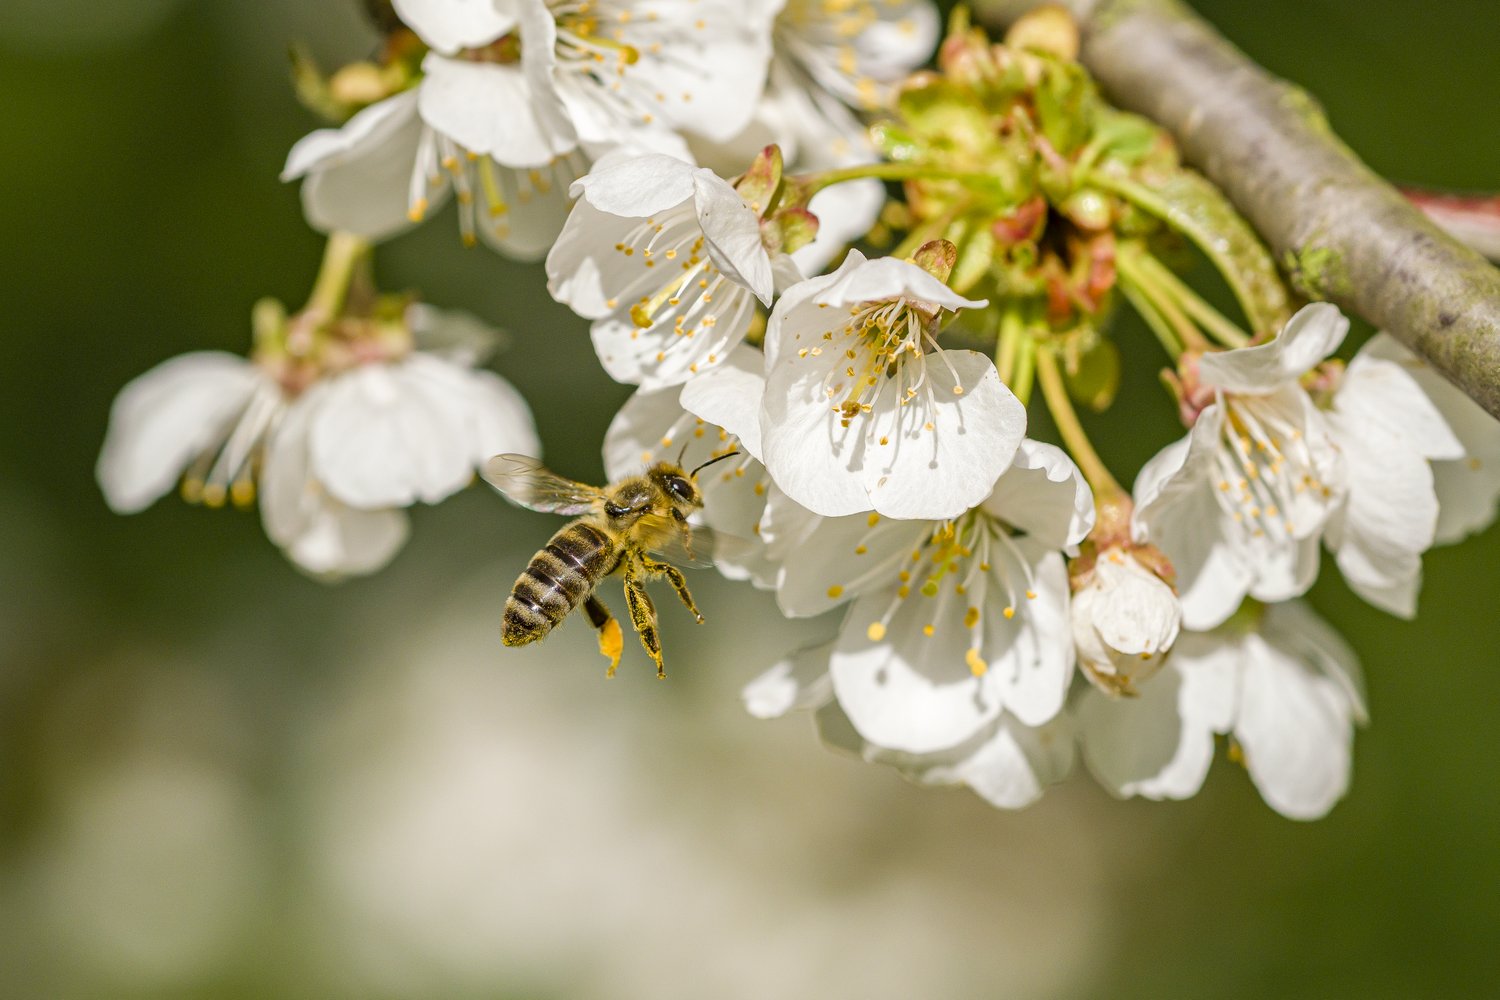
[97,305,540,578]
[1076,600,1367,820]
[694,0,939,273]
[760,249,1026,520]
[1321,336,1465,616]
[548,153,787,390]
[283,0,580,259]
[1357,333,1500,546]
[1133,303,1349,631]
[1070,544,1181,696]
[764,440,1092,755]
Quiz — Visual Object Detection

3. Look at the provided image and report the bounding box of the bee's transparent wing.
[482,454,603,515]
[639,512,718,570]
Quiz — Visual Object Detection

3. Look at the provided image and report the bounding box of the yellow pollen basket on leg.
[598,618,624,678]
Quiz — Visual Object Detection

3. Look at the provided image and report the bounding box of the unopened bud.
[1004,4,1080,62]
[1071,543,1181,696]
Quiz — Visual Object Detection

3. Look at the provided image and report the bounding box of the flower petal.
[742,639,835,719]
[417,51,575,167]
[981,439,1094,550]
[1076,631,1237,801]
[308,355,479,508]
[1235,614,1361,820]
[692,170,774,305]
[97,352,266,514]
[907,714,1075,811]
[282,90,435,242]
[1197,302,1349,394]
[678,343,768,458]
[569,153,698,218]
[392,0,515,52]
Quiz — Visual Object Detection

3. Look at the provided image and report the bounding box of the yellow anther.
[827,585,844,599]
[1003,606,1016,619]
[867,622,886,641]
[963,606,980,628]
[966,648,987,676]
[922,624,935,637]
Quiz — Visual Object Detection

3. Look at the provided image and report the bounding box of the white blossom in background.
[602,344,781,587]
[1069,544,1181,696]
[694,0,940,273]
[284,0,580,258]
[1133,303,1349,630]
[1357,333,1500,545]
[98,304,539,578]
[760,440,1092,757]
[548,153,792,389]
[760,249,1025,520]
[1321,336,1465,616]
[284,0,775,259]
[1075,600,1367,820]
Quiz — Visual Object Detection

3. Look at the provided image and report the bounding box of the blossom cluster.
[97,1,1500,819]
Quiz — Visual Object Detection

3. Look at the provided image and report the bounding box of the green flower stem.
[1010,331,1036,408]
[305,231,372,319]
[1035,346,1120,494]
[1116,245,1207,352]
[1134,251,1250,347]
[996,306,1023,385]
[800,162,991,196]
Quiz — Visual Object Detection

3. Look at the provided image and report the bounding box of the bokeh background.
[2,1,1498,996]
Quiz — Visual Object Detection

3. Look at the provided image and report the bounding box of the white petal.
[473,156,581,262]
[1132,410,1252,630]
[260,389,411,579]
[797,176,883,275]
[1338,351,1463,460]
[911,715,1075,810]
[546,198,660,319]
[97,352,265,513]
[283,91,436,242]
[862,350,1024,520]
[1077,629,1238,800]
[678,344,768,458]
[588,289,756,391]
[407,303,500,366]
[829,581,1001,753]
[692,170,774,305]
[464,368,541,464]
[981,439,1094,549]
[1324,417,1435,617]
[417,52,575,167]
[810,253,986,315]
[773,508,926,617]
[1235,621,1360,820]
[570,153,699,218]
[1362,333,1500,544]
[392,0,515,52]
[982,545,1074,728]
[602,384,695,481]
[308,355,478,509]
[742,639,835,719]
[1197,302,1348,394]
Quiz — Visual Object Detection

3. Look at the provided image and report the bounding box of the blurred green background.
[2,1,1497,996]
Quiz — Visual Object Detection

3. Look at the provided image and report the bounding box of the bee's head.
[648,451,739,515]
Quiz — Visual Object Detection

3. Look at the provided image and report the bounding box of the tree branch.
[980,0,1500,419]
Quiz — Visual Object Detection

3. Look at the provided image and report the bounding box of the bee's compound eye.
[666,476,694,502]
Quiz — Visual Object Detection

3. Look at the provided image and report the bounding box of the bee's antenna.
[675,440,691,466]
[689,450,740,477]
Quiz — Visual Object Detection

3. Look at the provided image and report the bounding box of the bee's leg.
[583,594,624,679]
[622,559,666,679]
[640,555,704,624]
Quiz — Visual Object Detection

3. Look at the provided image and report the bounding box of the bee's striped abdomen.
[502,521,617,647]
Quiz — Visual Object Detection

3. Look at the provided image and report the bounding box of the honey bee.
[483,451,738,678]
